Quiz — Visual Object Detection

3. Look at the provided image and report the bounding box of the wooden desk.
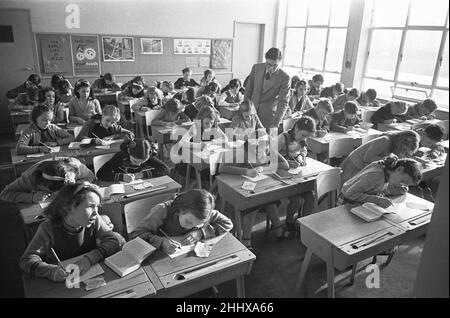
[441,140,449,153]
[308,128,382,156]
[15,123,82,140]
[377,119,443,132]
[216,157,337,240]
[10,110,31,126]
[94,90,117,107]
[414,153,447,180]
[143,233,255,298]
[296,193,433,298]
[23,266,157,298]
[218,106,239,120]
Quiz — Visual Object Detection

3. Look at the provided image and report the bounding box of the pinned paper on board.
[185,57,198,68]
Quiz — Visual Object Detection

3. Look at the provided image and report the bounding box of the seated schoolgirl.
[97,138,170,183]
[230,99,265,140]
[131,87,164,112]
[130,189,232,254]
[40,87,65,124]
[288,80,314,114]
[16,105,74,155]
[0,157,95,204]
[152,98,191,126]
[68,79,102,125]
[55,79,74,105]
[184,95,214,121]
[218,79,244,107]
[19,182,125,282]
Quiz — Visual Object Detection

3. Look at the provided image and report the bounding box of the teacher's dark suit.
[244,63,290,129]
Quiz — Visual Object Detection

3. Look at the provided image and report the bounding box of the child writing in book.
[302,99,333,137]
[415,123,446,159]
[370,101,407,128]
[120,76,147,95]
[277,116,317,236]
[55,79,73,104]
[289,80,314,113]
[184,95,214,121]
[0,157,95,204]
[218,79,244,107]
[76,105,134,143]
[19,182,125,282]
[398,98,437,121]
[329,101,361,133]
[152,98,191,126]
[6,74,41,99]
[174,67,200,89]
[357,89,380,107]
[131,87,164,112]
[320,82,345,100]
[121,80,145,100]
[68,79,102,125]
[340,130,420,184]
[13,85,40,109]
[230,99,265,140]
[131,189,232,254]
[91,73,121,92]
[97,138,169,183]
[307,74,324,98]
[340,156,422,208]
[16,105,74,155]
[333,88,360,112]
[40,87,65,124]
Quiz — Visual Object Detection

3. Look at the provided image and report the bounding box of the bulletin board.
[36,33,232,78]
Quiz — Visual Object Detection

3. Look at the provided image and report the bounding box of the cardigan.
[67,97,102,122]
[76,114,123,141]
[329,110,360,133]
[16,123,74,155]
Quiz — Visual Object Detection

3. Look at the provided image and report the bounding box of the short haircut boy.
[344,101,359,114]
[422,99,437,113]
[182,67,191,74]
[366,89,377,101]
[165,98,183,114]
[316,99,334,113]
[348,88,360,98]
[424,124,445,142]
[102,105,121,122]
[312,74,324,83]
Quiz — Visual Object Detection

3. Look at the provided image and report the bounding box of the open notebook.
[61,253,104,283]
[165,233,227,259]
[105,237,156,277]
[350,202,398,222]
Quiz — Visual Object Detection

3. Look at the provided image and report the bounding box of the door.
[0,9,36,135]
[233,22,265,81]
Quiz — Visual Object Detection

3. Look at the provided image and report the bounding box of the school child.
[0,157,95,204]
[221,78,245,95]
[230,99,265,139]
[92,73,121,92]
[197,82,220,107]
[329,101,361,133]
[40,87,65,124]
[131,86,164,112]
[68,80,102,125]
[13,85,40,109]
[415,123,445,159]
[19,182,125,282]
[199,69,221,91]
[152,98,191,126]
[370,101,408,127]
[130,189,232,254]
[16,105,74,155]
[320,82,345,100]
[341,156,422,208]
[218,79,244,107]
[184,95,214,121]
[157,80,176,100]
[276,116,317,236]
[332,88,360,112]
[357,88,380,107]
[398,99,438,121]
[120,76,147,93]
[219,138,288,248]
[6,74,42,99]
[340,130,420,184]
[76,105,134,142]
[120,80,145,99]
[290,75,301,93]
[51,74,66,91]
[97,138,169,183]
[55,79,73,104]
[303,99,334,137]
[307,74,324,98]
[289,80,314,113]
[174,67,200,89]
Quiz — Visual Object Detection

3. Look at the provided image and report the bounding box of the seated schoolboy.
[40,87,65,124]
[333,88,360,112]
[357,88,380,107]
[329,101,361,133]
[303,99,334,137]
[16,105,74,155]
[152,98,191,126]
[218,79,244,107]
[0,157,95,204]
[307,74,324,98]
[130,189,232,254]
[174,67,200,89]
[76,105,134,143]
[320,82,345,100]
[289,80,314,113]
[19,182,125,282]
[97,138,169,183]
[91,73,121,92]
[131,86,164,112]
[11,85,40,110]
[6,74,42,99]
[68,79,102,125]
[398,98,438,121]
[370,101,407,127]
[414,123,445,159]
[199,69,221,92]
[184,95,214,121]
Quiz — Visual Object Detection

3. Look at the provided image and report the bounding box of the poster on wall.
[40,34,72,75]
[71,35,100,75]
[174,39,210,55]
[141,38,163,54]
[102,36,134,61]
[211,39,232,69]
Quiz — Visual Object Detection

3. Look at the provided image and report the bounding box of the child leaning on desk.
[16,104,74,155]
[370,101,407,128]
[131,86,164,112]
[130,189,232,255]
[302,99,333,138]
[96,138,170,183]
[152,98,191,126]
[19,182,125,282]
[230,99,265,138]
[397,98,437,122]
[329,101,360,133]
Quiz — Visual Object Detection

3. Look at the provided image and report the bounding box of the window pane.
[366,30,402,80]
[325,28,346,73]
[303,28,327,71]
[438,37,449,88]
[287,0,308,26]
[362,78,393,99]
[409,0,448,26]
[284,66,303,79]
[284,28,305,67]
[323,72,341,87]
[432,89,449,109]
[372,0,409,27]
[392,85,430,101]
[308,0,331,25]
[330,0,350,27]
[398,31,442,85]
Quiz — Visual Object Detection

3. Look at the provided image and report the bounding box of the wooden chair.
[328,138,355,165]
[315,168,341,211]
[93,153,115,176]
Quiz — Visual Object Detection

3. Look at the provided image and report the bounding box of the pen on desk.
[50,248,65,272]
[39,141,51,150]
[92,132,103,141]
[159,229,182,249]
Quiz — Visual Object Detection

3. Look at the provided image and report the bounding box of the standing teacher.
[244,47,290,131]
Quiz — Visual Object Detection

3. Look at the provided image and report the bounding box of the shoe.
[269,224,285,241]
[281,220,300,240]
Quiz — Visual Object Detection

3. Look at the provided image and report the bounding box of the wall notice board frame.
[35,33,232,78]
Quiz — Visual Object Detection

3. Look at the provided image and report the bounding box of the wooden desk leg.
[295,247,312,294]
[195,168,202,189]
[236,276,245,298]
[233,206,242,241]
[326,256,336,298]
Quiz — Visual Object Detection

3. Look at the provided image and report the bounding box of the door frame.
[232,21,265,76]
